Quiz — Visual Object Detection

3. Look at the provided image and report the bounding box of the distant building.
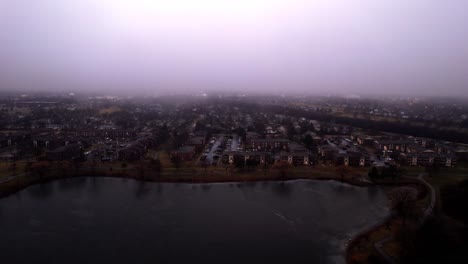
[376,139,413,154]
[336,152,369,167]
[399,152,457,167]
[318,145,339,161]
[279,151,313,166]
[416,138,436,149]
[251,138,290,151]
[351,132,375,146]
[64,129,137,139]
[245,132,261,144]
[222,151,272,165]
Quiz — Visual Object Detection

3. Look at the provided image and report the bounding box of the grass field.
[425,166,468,188]
[0,161,26,178]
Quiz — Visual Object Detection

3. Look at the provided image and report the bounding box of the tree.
[399,215,468,263]
[24,161,32,173]
[73,158,82,175]
[236,127,247,142]
[262,163,270,177]
[425,165,439,177]
[137,163,145,179]
[368,166,380,179]
[388,186,419,226]
[9,162,17,176]
[273,160,292,179]
[246,158,259,171]
[172,131,189,149]
[91,160,97,176]
[171,155,182,169]
[336,165,352,182]
[31,161,51,181]
[151,159,162,173]
[441,179,468,223]
[235,158,245,170]
[150,159,162,178]
[303,134,313,148]
[381,165,400,180]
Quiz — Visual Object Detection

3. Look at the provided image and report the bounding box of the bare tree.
[388,186,419,226]
[273,160,292,179]
[336,165,352,182]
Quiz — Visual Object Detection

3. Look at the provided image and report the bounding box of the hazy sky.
[1,0,467,96]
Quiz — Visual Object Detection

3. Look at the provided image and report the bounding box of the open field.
[0,161,26,178]
[425,166,468,188]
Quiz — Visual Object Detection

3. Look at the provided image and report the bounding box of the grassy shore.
[345,174,430,263]
[0,161,372,198]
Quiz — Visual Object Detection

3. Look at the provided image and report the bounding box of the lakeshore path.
[372,173,436,264]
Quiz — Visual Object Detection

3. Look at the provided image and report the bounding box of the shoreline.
[0,171,372,199]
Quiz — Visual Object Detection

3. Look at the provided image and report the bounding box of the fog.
[1,0,467,96]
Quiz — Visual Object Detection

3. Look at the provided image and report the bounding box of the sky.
[1,0,467,96]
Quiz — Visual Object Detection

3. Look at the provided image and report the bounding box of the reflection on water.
[134,181,151,200]
[27,182,54,199]
[0,178,389,264]
[272,181,293,197]
[368,183,379,199]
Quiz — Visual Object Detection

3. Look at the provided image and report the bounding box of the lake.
[0,177,389,264]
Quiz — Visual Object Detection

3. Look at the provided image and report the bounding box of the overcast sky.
[1,0,467,96]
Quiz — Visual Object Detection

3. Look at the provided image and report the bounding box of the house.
[435,154,457,167]
[0,152,15,161]
[376,139,413,154]
[318,145,339,161]
[251,138,290,151]
[245,132,261,144]
[399,151,435,166]
[416,138,436,149]
[405,143,431,154]
[312,136,323,145]
[351,132,375,146]
[399,152,457,167]
[336,152,369,167]
[31,130,63,149]
[222,151,273,165]
[279,151,313,166]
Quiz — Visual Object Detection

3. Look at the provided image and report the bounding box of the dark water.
[0,178,389,264]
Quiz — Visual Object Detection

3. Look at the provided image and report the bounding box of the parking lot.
[199,134,242,165]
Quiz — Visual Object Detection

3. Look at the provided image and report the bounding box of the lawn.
[0,161,26,178]
[425,166,468,188]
